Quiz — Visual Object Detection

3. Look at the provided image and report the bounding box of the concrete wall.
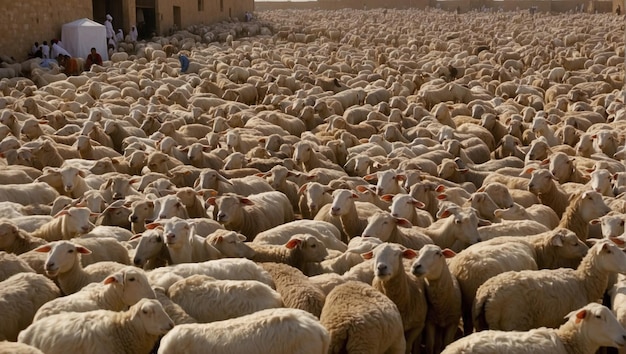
[0,0,93,61]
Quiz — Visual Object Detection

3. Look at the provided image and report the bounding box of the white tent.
[61,18,108,61]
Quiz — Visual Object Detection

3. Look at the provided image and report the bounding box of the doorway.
[173,6,181,31]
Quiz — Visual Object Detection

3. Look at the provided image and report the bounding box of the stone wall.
[0,0,92,61]
[157,0,254,36]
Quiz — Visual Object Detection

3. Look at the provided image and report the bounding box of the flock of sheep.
[1,6,626,354]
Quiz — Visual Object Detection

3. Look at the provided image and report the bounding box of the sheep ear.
[380,194,394,202]
[129,233,143,241]
[521,167,535,176]
[540,159,550,166]
[213,235,224,244]
[361,250,374,260]
[402,248,418,259]
[438,208,451,218]
[395,174,406,181]
[103,273,123,285]
[573,309,587,324]
[436,194,447,200]
[610,237,626,247]
[589,219,600,225]
[435,185,446,193]
[145,222,161,230]
[237,234,247,241]
[298,183,308,195]
[285,238,302,249]
[441,249,456,258]
[550,233,564,247]
[76,246,92,254]
[351,193,360,199]
[206,197,217,206]
[478,218,492,227]
[53,210,70,218]
[412,199,425,209]
[239,197,254,206]
[363,174,377,181]
[395,218,413,228]
[33,245,52,253]
[355,185,369,193]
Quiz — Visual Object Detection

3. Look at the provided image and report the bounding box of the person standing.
[85,47,103,71]
[130,25,138,42]
[105,14,115,44]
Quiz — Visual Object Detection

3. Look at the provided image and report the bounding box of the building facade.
[1,0,254,61]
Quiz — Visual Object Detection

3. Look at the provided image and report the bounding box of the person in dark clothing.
[85,47,103,71]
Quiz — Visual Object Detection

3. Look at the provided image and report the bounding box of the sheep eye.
[68,249,74,253]
[311,244,316,248]
[595,315,602,319]
[156,236,162,242]
[128,277,135,282]
[142,310,149,314]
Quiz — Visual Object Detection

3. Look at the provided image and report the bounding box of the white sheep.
[0,272,60,341]
[250,233,329,274]
[494,202,561,229]
[0,341,44,354]
[33,266,155,321]
[361,211,434,250]
[320,281,406,354]
[206,229,255,258]
[474,238,626,331]
[385,193,434,227]
[157,308,329,354]
[557,190,611,241]
[0,251,36,281]
[206,191,295,241]
[194,168,274,196]
[147,258,275,291]
[253,219,347,252]
[297,181,334,219]
[362,242,427,353]
[168,274,283,323]
[450,228,588,334]
[18,298,174,354]
[34,240,127,294]
[0,182,59,206]
[261,262,326,317]
[443,303,626,354]
[131,228,171,269]
[411,245,462,354]
[161,217,222,264]
[30,207,95,241]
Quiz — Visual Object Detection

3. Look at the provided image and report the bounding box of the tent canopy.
[61,18,108,61]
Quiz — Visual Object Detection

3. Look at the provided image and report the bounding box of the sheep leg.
[440,324,458,352]
[405,327,422,354]
[423,323,436,354]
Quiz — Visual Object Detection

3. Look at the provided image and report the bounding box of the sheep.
[411,245,461,354]
[30,207,95,241]
[153,286,197,325]
[590,213,626,238]
[442,303,626,354]
[33,266,155,321]
[161,217,222,264]
[18,298,174,354]
[361,211,434,250]
[206,191,295,241]
[250,234,329,274]
[477,219,550,241]
[362,243,427,354]
[34,241,127,294]
[557,191,611,241]
[167,274,283,323]
[293,140,344,172]
[206,230,255,259]
[473,238,626,331]
[365,169,408,196]
[0,342,44,354]
[494,202,561,229]
[261,165,300,211]
[0,272,61,341]
[528,169,570,218]
[131,228,171,269]
[385,193,434,227]
[260,262,326,317]
[0,220,46,254]
[147,258,275,291]
[0,182,59,206]
[298,181,334,219]
[0,251,36,281]
[253,219,347,252]
[157,308,329,354]
[320,281,406,354]
[74,136,121,160]
[450,228,588,334]
[315,188,382,242]
[194,168,274,196]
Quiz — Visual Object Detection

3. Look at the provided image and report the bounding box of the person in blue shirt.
[179,54,189,73]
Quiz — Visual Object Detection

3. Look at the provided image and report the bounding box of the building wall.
[156,0,254,35]
[0,0,93,61]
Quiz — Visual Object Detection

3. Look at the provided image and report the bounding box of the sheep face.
[363,243,417,281]
[105,267,156,306]
[589,169,613,196]
[163,217,191,248]
[132,299,174,335]
[0,221,19,251]
[133,229,164,267]
[303,182,332,216]
[579,191,611,222]
[58,207,94,235]
[548,152,574,184]
[129,200,154,223]
[528,169,556,195]
[293,141,314,165]
[593,239,626,274]
[549,229,589,260]
[329,189,357,217]
[209,231,254,258]
[362,211,409,241]
[286,234,329,262]
[410,244,455,279]
[374,170,405,196]
[37,241,91,276]
[59,167,84,193]
[390,195,424,220]
[213,195,250,225]
[156,196,186,220]
[566,303,626,348]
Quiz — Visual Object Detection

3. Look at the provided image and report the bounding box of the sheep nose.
[145,219,154,224]
[331,207,339,213]
[391,213,398,217]
[166,233,175,240]
[129,216,138,222]
[81,226,91,232]
[159,214,167,220]
[528,184,534,189]
[133,258,142,266]
[217,213,226,221]
[113,194,124,200]
[65,185,73,191]
[476,237,482,242]
[45,262,54,269]
[377,264,387,273]
[413,264,422,270]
